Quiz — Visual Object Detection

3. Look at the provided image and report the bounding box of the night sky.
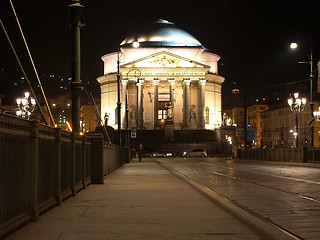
[0,0,319,108]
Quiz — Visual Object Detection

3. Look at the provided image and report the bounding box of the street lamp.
[288,93,306,147]
[117,37,140,144]
[16,92,36,119]
[117,48,121,135]
[290,41,315,147]
[125,68,141,128]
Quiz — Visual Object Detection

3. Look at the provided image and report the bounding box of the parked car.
[183,149,207,157]
[150,150,173,157]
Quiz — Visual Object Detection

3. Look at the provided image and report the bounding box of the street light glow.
[296,98,301,105]
[16,92,36,119]
[133,40,140,48]
[290,42,298,49]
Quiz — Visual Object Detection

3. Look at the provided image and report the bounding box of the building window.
[205,107,209,124]
[158,110,167,120]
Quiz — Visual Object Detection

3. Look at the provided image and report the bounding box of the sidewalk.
[6,159,264,240]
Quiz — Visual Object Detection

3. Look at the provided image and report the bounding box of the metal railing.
[239,147,320,163]
[0,113,128,237]
[87,133,129,184]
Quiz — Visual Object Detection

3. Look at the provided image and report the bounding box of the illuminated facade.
[97,20,224,131]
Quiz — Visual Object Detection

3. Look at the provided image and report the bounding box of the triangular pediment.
[121,51,210,68]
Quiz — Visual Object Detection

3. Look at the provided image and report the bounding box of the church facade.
[97,20,225,132]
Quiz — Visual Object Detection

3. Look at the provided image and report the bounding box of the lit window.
[205,107,209,124]
[158,110,167,120]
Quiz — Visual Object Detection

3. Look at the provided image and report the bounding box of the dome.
[120,19,203,48]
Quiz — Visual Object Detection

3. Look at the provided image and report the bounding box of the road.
[156,157,320,240]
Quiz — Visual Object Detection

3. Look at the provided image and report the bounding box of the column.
[137,79,144,129]
[183,79,191,129]
[198,79,206,129]
[121,79,128,129]
[168,79,175,121]
[153,79,159,128]
[168,79,175,106]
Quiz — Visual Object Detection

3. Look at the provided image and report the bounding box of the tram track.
[157,160,304,240]
[198,161,320,203]
[210,170,320,203]
[200,161,320,185]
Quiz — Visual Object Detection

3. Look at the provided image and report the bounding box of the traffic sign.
[131,128,137,138]
[307,117,316,127]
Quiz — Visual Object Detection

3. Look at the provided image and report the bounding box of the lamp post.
[288,93,306,147]
[117,48,121,136]
[125,68,141,127]
[16,92,36,119]
[290,42,315,147]
[117,38,139,145]
[68,0,84,133]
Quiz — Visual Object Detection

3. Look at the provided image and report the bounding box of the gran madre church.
[97,20,225,151]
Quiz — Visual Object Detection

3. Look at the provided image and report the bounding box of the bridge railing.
[0,113,128,237]
[239,147,320,163]
[88,133,129,184]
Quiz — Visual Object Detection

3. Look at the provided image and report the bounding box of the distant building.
[225,101,320,148]
[81,104,100,132]
[224,104,268,148]
[31,96,99,132]
[247,104,268,147]
[261,101,320,148]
